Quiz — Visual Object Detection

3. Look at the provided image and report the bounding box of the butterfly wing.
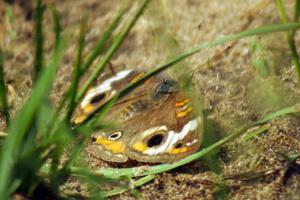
[84,70,175,162]
[83,70,202,163]
[125,90,202,163]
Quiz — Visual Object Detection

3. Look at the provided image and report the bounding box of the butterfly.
[73,68,203,163]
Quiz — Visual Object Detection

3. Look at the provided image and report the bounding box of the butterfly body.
[74,69,202,163]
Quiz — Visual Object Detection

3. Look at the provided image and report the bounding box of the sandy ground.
[2,0,300,199]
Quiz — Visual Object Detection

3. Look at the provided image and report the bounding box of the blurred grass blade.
[34,0,44,81]
[102,175,155,197]
[49,5,61,47]
[275,0,300,83]
[60,127,91,175]
[79,22,300,126]
[66,167,118,198]
[61,137,88,170]
[76,0,151,103]
[67,18,87,121]
[0,48,9,124]
[249,40,270,77]
[275,0,289,22]
[5,4,16,39]
[56,2,130,114]
[255,103,300,124]
[80,3,130,73]
[32,6,64,138]
[20,4,63,149]
[294,0,300,22]
[242,125,269,140]
[93,124,253,178]
[0,37,66,198]
[93,103,300,178]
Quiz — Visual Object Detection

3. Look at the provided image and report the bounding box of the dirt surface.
[2,0,300,199]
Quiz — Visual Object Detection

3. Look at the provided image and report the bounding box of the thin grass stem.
[294,0,300,23]
[79,22,300,127]
[102,175,155,197]
[87,103,300,179]
[80,3,130,73]
[49,5,61,47]
[55,2,131,116]
[76,0,151,103]
[34,0,44,81]
[275,0,300,84]
[0,48,9,124]
[67,18,87,121]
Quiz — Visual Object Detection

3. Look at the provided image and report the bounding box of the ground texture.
[2,0,300,199]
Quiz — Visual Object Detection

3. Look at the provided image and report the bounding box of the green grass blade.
[55,2,130,115]
[34,0,44,81]
[76,0,151,103]
[0,48,9,124]
[67,18,87,121]
[0,37,66,198]
[255,103,300,124]
[275,0,300,84]
[59,126,90,174]
[92,125,253,178]
[293,0,300,41]
[80,3,130,73]
[34,6,62,138]
[249,40,270,77]
[31,6,64,138]
[24,4,62,143]
[78,22,300,127]
[49,5,61,47]
[102,175,155,197]
[241,125,269,141]
[5,4,16,39]
[91,103,300,178]
[294,0,300,22]
[275,0,289,23]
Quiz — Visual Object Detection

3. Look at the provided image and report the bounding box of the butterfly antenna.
[191,45,232,73]
[108,61,117,76]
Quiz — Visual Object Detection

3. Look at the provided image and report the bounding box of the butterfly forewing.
[75,69,203,163]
